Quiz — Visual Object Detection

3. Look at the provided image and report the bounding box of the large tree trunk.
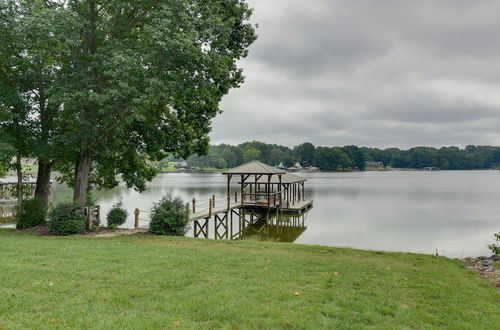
[16,154,23,208]
[34,160,54,209]
[73,148,92,208]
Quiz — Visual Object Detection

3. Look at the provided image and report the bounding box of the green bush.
[488,233,500,256]
[48,203,86,236]
[16,198,46,229]
[149,194,189,236]
[106,204,128,227]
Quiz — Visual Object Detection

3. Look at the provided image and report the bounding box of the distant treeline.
[161,141,500,171]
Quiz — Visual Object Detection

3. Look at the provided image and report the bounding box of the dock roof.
[240,173,306,184]
[222,161,286,175]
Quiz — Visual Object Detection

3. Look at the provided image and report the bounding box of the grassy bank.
[0,230,498,329]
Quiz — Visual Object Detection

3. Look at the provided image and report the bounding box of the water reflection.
[45,170,500,257]
[241,213,308,243]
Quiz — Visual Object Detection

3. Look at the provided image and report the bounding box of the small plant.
[16,198,46,229]
[108,224,117,230]
[48,203,86,236]
[106,200,128,228]
[149,194,189,236]
[488,233,500,256]
[90,225,100,232]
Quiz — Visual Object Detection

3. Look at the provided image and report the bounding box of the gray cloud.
[211,0,500,148]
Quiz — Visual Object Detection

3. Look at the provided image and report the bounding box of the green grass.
[0,230,498,329]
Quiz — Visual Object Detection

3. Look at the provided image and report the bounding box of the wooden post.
[234,191,237,203]
[209,200,212,217]
[240,175,244,203]
[212,194,215,208]
[134,208,140,229]
[96,205,101,226]
[192,198,196,213]
[227,174,231,211]
[267,175,271,209]
[86,206,91,230]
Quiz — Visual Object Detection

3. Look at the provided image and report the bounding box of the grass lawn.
[0,230,498,329]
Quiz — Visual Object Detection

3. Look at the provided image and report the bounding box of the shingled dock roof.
[222,161,287,175]
[239,173,306,184]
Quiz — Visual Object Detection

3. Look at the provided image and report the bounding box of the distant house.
[177,161,188,169]
[287,162,303,172]
[365,161,384,169]
[305,166,319,172]
[277,162,286,169]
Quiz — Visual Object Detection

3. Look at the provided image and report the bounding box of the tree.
[407,147,437,169]
[243,147,261,163]
[18,0,257,207]
[294,142,315,166]
[0,0,78,207]
[342,145,364,170]
[269,148,285,166]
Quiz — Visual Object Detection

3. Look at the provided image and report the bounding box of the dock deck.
[189,199,313,221]
[280,200,313,214]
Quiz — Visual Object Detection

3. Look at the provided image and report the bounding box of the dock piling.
[134,208,140,229]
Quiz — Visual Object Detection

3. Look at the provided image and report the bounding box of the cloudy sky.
[210,0,500,149]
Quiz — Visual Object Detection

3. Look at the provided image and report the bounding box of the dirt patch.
[16,225,147,237]
[16,225,49,236]
[87,228,148,237]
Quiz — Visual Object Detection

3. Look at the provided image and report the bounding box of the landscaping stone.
[460,256,500,288]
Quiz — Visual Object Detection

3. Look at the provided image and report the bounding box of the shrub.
[149,194,189,236]
[106,202,128,227]
[488,233,500,256]
[16,198,46,229]
[48,203,86,236]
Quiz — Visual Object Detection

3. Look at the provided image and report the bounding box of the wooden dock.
[188,198,313,222]
[280,200,313,215]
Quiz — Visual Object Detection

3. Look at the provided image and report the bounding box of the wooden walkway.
[189,201,242,222]
[189,199,313,222]
[280,200,313,214]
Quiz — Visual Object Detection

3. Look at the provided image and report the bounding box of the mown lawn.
[0,230,498,329]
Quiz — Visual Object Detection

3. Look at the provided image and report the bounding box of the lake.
[3,170,499,257]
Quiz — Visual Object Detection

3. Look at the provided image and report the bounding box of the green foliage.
[15,198,46,229]
[184,141,500,171]
[47,203,86,236]
[149,194,189,236]
[294,142,315,166]
[488,233,500,256]
[106,202,128,227]
[108,224,117,230]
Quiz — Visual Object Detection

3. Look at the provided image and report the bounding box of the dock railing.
[241,192,281,208]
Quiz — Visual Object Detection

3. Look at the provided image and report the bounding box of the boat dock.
[187,161,313,240]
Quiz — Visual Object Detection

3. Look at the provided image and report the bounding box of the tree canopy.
[177,141,500,171]
[0,0,256,207]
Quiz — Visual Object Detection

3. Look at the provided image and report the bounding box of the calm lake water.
[3,171,499,257]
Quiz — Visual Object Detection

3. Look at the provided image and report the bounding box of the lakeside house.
[177,161,188,169]
[365,161,384,169]
[288,162,303,172]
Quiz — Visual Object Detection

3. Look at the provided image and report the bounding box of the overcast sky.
[210,0,500,149]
